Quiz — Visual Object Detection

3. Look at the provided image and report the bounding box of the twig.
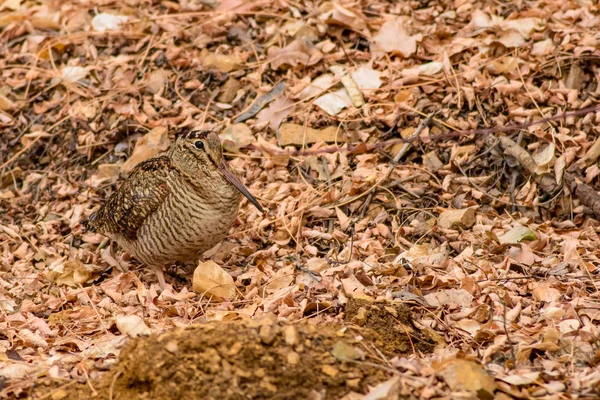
[359,112,437,218]
[109,369,124,400]
[509,131,524,213]
[321,156,334,233]
[503,300,516,368]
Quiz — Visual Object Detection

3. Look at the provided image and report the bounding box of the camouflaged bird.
[84,130,263,289]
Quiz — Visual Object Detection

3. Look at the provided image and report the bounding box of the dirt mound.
[32,301,436,400]
[345,297,439,356]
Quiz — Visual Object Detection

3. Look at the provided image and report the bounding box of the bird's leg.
[151,265,167,290]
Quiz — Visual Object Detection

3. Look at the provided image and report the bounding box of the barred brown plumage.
[84,129,263,289]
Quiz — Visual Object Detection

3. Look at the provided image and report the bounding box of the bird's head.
[172,129,263,212]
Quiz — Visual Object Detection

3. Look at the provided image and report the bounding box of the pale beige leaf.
[121,127,170,173]
[193,260,236,300]
[115,315,151,337]
[372,18,422,57]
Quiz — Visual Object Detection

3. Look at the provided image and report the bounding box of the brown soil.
[344,297,439,356]
[31,300,436,400]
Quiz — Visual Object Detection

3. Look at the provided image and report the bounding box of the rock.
[283,325,299,346]
[286,351,300,365]
[321,365,339,377]
[258,324,277,345]
[437,208,476,230]
[331,341,365,362]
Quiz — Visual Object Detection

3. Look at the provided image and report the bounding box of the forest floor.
[2,0,600,399]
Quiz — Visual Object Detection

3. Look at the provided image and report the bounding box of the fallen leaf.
[202,53,243,73]
[220,123,254,152]
[115,315,151,337]
[498,225,536,245]
[61,66,88,83]
[278,123,346,146]
[372,18,422,57]
[435,359,496,398]
[437,208,476,230]
[314,88,353,115]
[256,96,295,131]
[267,38,323,70]
[121,127,170,173]
[91,13,128,32]
[193,260,237,300]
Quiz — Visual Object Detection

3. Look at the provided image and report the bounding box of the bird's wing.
[86,156,175,240]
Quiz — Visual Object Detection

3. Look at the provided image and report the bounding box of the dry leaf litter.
[1,0,600,399]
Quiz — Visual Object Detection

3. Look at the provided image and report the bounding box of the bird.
[83,129,263,289]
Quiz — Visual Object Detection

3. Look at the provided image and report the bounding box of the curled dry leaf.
[532,143,555,174]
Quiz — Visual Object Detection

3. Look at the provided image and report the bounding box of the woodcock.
[84,129,263,289]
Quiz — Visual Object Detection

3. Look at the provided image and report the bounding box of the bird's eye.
[194,140,204,150]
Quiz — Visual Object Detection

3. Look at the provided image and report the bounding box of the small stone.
[227,341,243,355]
[260,379,278,393]
[346,378,361,389]
[283,325,299,346]
[236,368,251,378]
[165,340,178,353]
[287,351,300,365]
[352,307,368,326]
[51,389,68,400]
[321,365,339,377]
[259,324,277,345]
[255,368,266,378]
[332,341,365,362]
[384,306,398,318]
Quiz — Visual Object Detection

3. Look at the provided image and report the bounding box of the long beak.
[218,161,264,213]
